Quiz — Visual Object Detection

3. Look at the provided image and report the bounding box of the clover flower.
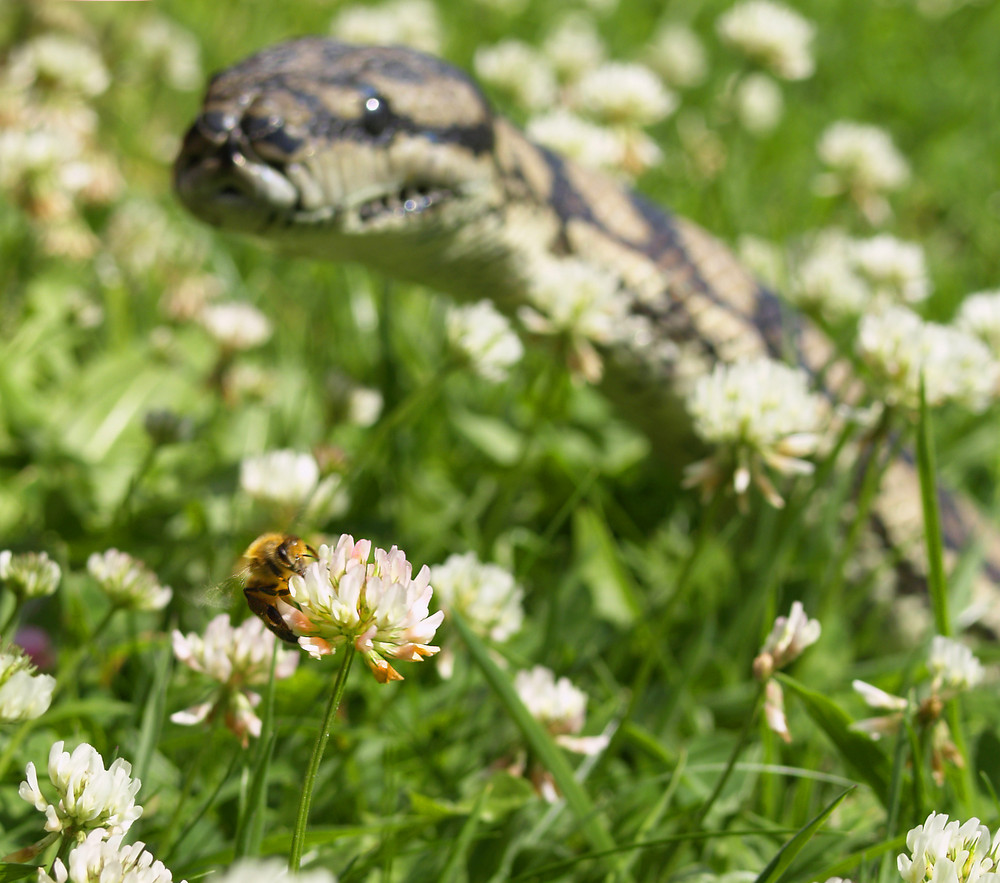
[928,636,984,692]
[38,828,183,883]
[898,813,1000,883]
[171,615,299,746]
[572,62,678,127]
[0,646,55,723]
[446,300,524,383]
[198,301,273,351]
[331,0,442,54]
[857,305,1000,413]
[519,257,628,383]
[133,16,203,92]
[474,41,557,111]
[733,73,784,135]
[790,228,870,319]
[240,449,320,508]
[527,110,625,172]
[211,858,336,883]
[716,0,816,81]
[542,14,606,82]
[852,235,930,304]
[646,24,708,89]
[278,535,443,683]
[815,121,910,223]
[956,290,1000,352]
[683,358,827,508]
[514,666,609,757]
[753,601,821,681]
[4,34,110,97]
[87,549,172,611]
[432,552,524,643]
[0,549,61,600]
[19,741,142,837]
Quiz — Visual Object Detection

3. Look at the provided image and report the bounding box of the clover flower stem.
[0,597,23,638]
[289,644,355,872]
[916,379,950,638]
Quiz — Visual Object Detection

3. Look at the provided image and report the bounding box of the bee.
[239,532,317,643]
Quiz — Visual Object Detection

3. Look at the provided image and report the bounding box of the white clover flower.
[346,386,384,427]
[957,290,1000,352]
[4,34,110,97]
[752,601,821,680]
[733,72,784,135]
[210,858,336,883]
[279,535,443,683]
[646,24,708,89]
[19,742,142,837]
[716,0,815,80]
[240,449,320,508]
[858,305,1000,413]
[171,615,299,746]
[514,666,608,756]
[928,636,984,692]
[446,300,524,383]
[519,257,628,383]
[763,678,791,742]
[817,121,910,194]
[790,228,870,319]
[431,552,524,643]
[851,235,930,304]
[572,62,678,127]
[134,16,203,92]
[38,828,183,883]
[198,301,273,351]
[542,14,606,82]
[527,110,626,172]
[87,550,172,611]
[850,679,908,740]
[898,813,1000,883]
[331,0,442,54]
[683,358,827,507]
[0,549,61,599]
[474,41,558,112]
[0,646,55,722]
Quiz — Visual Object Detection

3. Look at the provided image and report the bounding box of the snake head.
[174,38,505,255]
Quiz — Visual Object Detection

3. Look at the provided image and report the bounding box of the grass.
[2,0,1000,881]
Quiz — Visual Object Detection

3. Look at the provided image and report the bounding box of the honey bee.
[239,532,317,643]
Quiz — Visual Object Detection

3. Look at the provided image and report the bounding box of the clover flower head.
[331,0,442,54]
[858,305,1000,413]
[956,290,1000,352]
[5,34,110,97]
[19,741,142,837]
[281,535,443,683]
[211,858,337,883]
[852,235,930,305]
[474,41,557,111]
[0,646,55,723]
[898,813,1000,883]
[446,300,524,383]
[572,62,678,127]
[817,121,910,194]
[134,16,203,92]
[753,601,821,680]
[527,110,625,172]
[0,549,61,599]
[716,0,816,80]
[198,301,272,351]
[684,358,827,508]
[543,14,606,82]
[646,24,708,89]
[171,615,299,746]
[928,636,984,692]
[733,73,784,135]
[790,228,870,319]
[38,828,183,883]
[514,666,608,756]
[240,449,320,507]
[87,550,172,611]
[431,552,524,643]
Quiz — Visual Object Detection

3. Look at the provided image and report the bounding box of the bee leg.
[244,587,299,644]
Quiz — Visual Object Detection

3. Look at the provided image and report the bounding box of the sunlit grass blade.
[132,636,173,785]
[752,786,852,883]
[449,608,621,871]
[916,377,949,636]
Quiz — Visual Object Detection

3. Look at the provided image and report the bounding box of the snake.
[173,36,1000,631]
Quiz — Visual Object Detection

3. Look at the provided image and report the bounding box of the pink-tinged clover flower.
[279,535,443,683]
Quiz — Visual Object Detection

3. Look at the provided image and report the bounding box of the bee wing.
[196,573,247,609]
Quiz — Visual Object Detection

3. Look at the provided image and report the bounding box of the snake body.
[174,37,1000,628]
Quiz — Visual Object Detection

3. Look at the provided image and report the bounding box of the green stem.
[288,645,355,871]
[0,596,23,639]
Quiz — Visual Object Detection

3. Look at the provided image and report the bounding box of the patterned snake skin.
[173,37,1000,630]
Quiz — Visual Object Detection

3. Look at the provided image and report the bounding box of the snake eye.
[361,93,392,136]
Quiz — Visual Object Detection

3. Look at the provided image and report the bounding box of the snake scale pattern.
[173,37,1000,631]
